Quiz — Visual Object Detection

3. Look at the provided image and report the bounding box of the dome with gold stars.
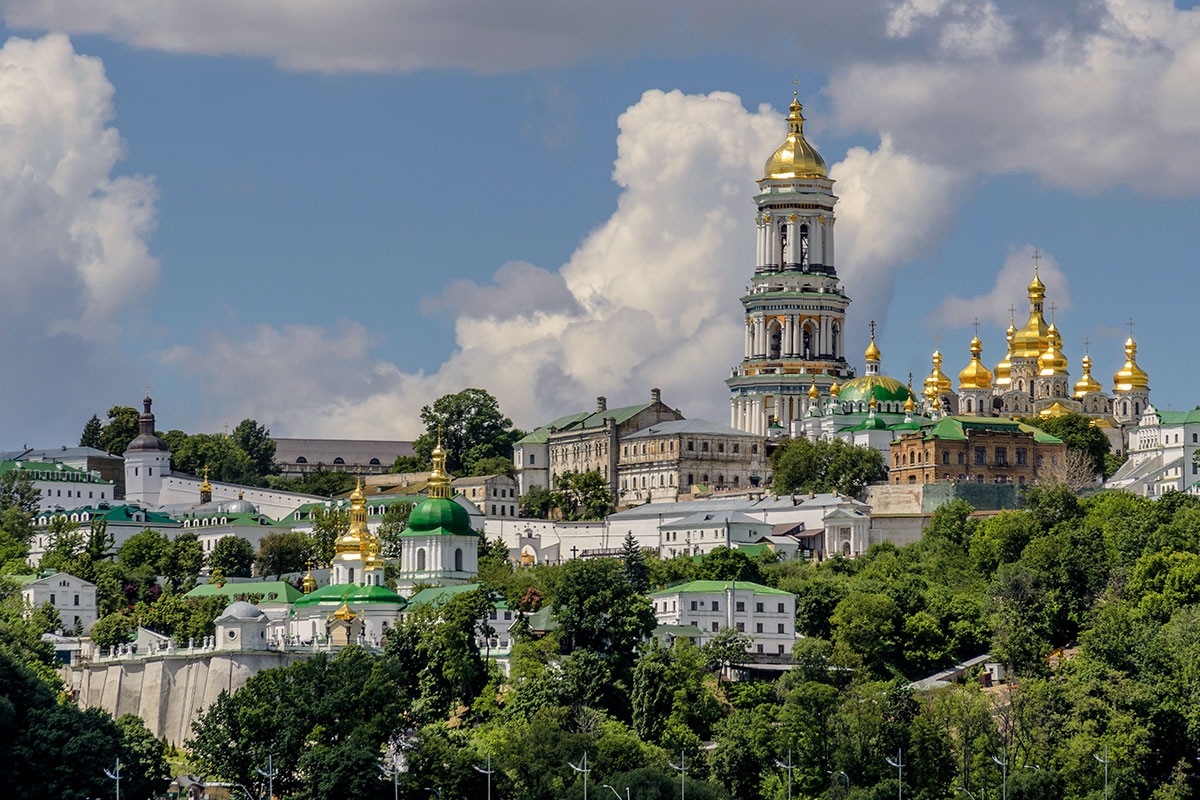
[763,93,828,180]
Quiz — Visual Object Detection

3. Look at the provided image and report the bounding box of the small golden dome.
[1113,337,1150,392]
[923,349,952,400]
[958,335,994,390]
[1074,352,1102,397]
[868,396,878,411]
[904,395,915,414]
[1038,324,1068,376]
[427,430,454,500]
[864,335,881,363]
[994,322,1015,387]
[333,601,357,622]
[763,94,828,180]
[808,379,820,399]
[199,466,212,493]
[830,380,841,397]
[302,562,317,594]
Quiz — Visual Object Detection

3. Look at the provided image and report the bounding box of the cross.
[1032,248,1042,272]
[570,545,579,560]
[1008,304,1017,323]
[144,383,151,395]
[791,75,801,100]
[907,372,913,389]
[1083,337,1091,354]
[973,318,979,337]
[1127,318,1135,337]
[1048,302,1057,322]
[869,319,876,340]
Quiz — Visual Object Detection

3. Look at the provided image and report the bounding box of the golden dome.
[334,478,369,561]
[830,380,841,397]
[1011,272,1050,359]
[994,321,1016,387]
[427,431,454,500]
[302,561,317,594]
[763,94,828,180]
[864,333,881,363]
[868,396,878,411]
[1113,337,1150,392]
[1039,401,1073,419]
[333,601,357,622]
[923,350,952,400]
[904,394,915,414]
[808,378,820,399]
[1038,324,1068,376]
[1073,352,1102,397]
[199,466,212,493]
[958,335,993,390]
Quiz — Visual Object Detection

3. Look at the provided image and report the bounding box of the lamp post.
[601,784,631,800]
[232,783,259,800]
[473,752,495,800]
[1094,744,1110,800]
[884,749,905,800]
[669,750,687,800]
[256,754,276,800]
[569,752,591,800]
[774,750,795,800]
[957,785,983,800]
[992,748,1008,800]
[380,752,402,800]
[425,786,444,800]
[103,757,121,800]
[828,770,850,799]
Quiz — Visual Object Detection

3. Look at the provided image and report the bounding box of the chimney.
[651,387,662,404]
[596,396,607,412]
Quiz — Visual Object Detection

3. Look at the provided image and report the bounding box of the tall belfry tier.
[728,91,852,436]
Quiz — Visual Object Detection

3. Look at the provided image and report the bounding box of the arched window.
[348,567,354,583]
[369,458,381,466]
[417,549,426,571]
[831,322,840,357]
[768,319,783,359]
[296,456,307,464]
[333,457,345,465]
[455,548,464,572]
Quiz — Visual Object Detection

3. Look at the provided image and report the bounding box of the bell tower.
[727,88,853,436]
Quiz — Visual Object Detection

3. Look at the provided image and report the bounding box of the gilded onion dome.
[1010,272,1050,359]
[1113,337,1150,392]
[864,335,881,364]
[199,466,212,494]
[1074,352,1102,397]
[958,335,993,390]
[830,380,841,398]
[994,319,1016,388]
[808,378,820,399]
[763,92,828,180]
[1038,323,1068,376]
[334,477,368,559]
[302,560,317,594]
[904,393,915,414]
[923,350,952,400]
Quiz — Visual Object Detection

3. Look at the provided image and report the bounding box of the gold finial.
[1032,247,1042,274]
[808,377,820,399]
[791,75,801,102]
[333,600,356,621]
[302,559,317,594]
[1128,318,1136,338]
[200,466,211,492]
[427,426,454,500]
[864,320,881,362]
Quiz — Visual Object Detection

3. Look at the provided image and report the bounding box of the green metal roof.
[290,582,406,610]
[914,416,1064,444]
[836,375,916,406]
[1154,409,1200,425]
[0,460,111,484]
[38,504,178,525]
[516,412,592,445]
[185,580,303,603]
[405,583,502,608]
[650,580,793,597]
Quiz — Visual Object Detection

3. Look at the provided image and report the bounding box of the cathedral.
[728,91,1151,452]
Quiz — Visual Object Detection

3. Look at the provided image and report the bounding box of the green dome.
[291,582,405,610]
[836,375,915,407]
[402,496,475,538]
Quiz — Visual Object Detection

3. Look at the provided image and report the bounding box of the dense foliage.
[408,388,524,476]
[770,438,887,496]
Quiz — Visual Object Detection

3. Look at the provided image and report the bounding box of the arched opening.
[842,541,851,557]
[831,322,840,357]
[348,567,354,583]
[296,456,307,464]
[417,549,426,571]
[802,324,815,359]
[798,223,810,267]
[767,319,783,359]
[454,548,464,572]
[333,457,345,465]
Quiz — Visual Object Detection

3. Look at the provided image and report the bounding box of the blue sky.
[1,0,1198,446]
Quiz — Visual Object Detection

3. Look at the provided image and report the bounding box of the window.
[455,548,464,571]
[756,622,763,633]
[733,444,740,453]
[73,595,79,606]
[777,603,785,613]
[712,601,720,611]
[752,445,759,454]
[687,441,694,451]
[690,600,698,611]
[504,611,512,621]
[778,623,786,633]
[995,447,1007,466]
[333,457,345,465]
[50,594,55,605]
[736,601,745,612]
[417,549,427,571]
[296,456,307,464]
[530,454,535,465]
[756,643,764,654]
[974,447,987,465]
[718,442,725,453]
[712,622,719,632]
[958,452,965,465]
[1016,448,1028,466]
[755,602,764,613]
[736,622,745,632]
[369,458,381,466]
[942,452,949,464]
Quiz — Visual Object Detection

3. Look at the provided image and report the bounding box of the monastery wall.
[69,650,306,746]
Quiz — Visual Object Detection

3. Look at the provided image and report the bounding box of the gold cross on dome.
[973,318,979,337]
[1032,248,1042,272]
[1128,318,1135,337]
[1049,302,1057,322]
[791,75,801,100]
[1083,337,1091,354]
[869,319,876,339]
[1008,304,1017,323]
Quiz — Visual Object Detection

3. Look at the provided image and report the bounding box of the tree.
[694,546,763,583]
[552,470,614,521]
[307,506,349,566]
[98,405,141,456]
[171,432,262,486]
[0,470,39,570]
[231,418,278,478]
[90,612,136,649]
[1020,412,1110,477]
[161,531,204,593]
[702,626,751,685]
[115,714,172,800]
[80,414,103,448]
[1038,449,1099,491]
[413,388,523,475]
[521,485,555,519]
[620,532,650,594]
[209,536,255,578]
[391,454,427,473]
[471,455,517,478]
[377,502,414,559]
[256,531,310,579]
[771,437,886,496]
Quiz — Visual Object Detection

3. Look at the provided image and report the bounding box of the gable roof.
[623,419,754,439]
[650,579,793,597]
[913,416,1064,444]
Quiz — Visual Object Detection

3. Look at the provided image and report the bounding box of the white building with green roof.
[393,441,481,591]
[649,580,796,660]
[29,503,179,566]
[1108,405,1200,497]
[1,459,115,514]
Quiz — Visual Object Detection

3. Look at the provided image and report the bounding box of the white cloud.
[0,34,158,441]
[931,244,1070,328]
[830,0,1200,194]
[165,90,966,437]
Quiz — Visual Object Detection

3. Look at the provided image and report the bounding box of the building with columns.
[727,90,855,437]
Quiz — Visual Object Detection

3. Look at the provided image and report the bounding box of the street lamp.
[569,752,591,800]
[380,752,403,800]
[884,749,906,800]
[669,750,687,800]
[601,784,631,800]
[231,783,259,800]
[103,757,121,800]
[957,785,984,800]
[255,754,277,800]
[993,748,1008,800]
[773,750,795,800]
[473,752,495,800]
[425,786,444,800]
[828,770,850,798]
[1094,744,1110,800]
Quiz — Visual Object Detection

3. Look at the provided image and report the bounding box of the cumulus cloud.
[831,0,1200,194]
[0,34,158,440]
[931,244,1070,328]
[164,90,966,437]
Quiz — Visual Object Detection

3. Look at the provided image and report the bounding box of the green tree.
[307,506,349,566]
[230,418,278,478]
[620,531,650,594]
[552,470,614,521]
[830,592,901,675]
[471,455,517,478]
[771,437,886,496]
[98,405,141,455]
[266,468,356,496]
[0,470,38,571]
[208,536,255,578]
[376,502,414,559]
[1019,411,1110,477]
[80,414,103,448]
[162,531,204,593]
[413,388,523,475]
[256,531,310,579]
[702,626,751,686]
[115,713,172,800]
[694,546,763,583]
[171,432,262,486]
[391,454,427,473]
[90,611,136,649]
[521,485,555,519]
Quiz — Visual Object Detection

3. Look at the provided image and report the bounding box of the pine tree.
[621,531,650,594]
[79,415,103,448]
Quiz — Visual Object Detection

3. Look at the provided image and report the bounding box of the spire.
[302,559,317,594]
[994,307,1016,387]
[199,466,212,504]
[864,320,881,375]
[428,428,454,500]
